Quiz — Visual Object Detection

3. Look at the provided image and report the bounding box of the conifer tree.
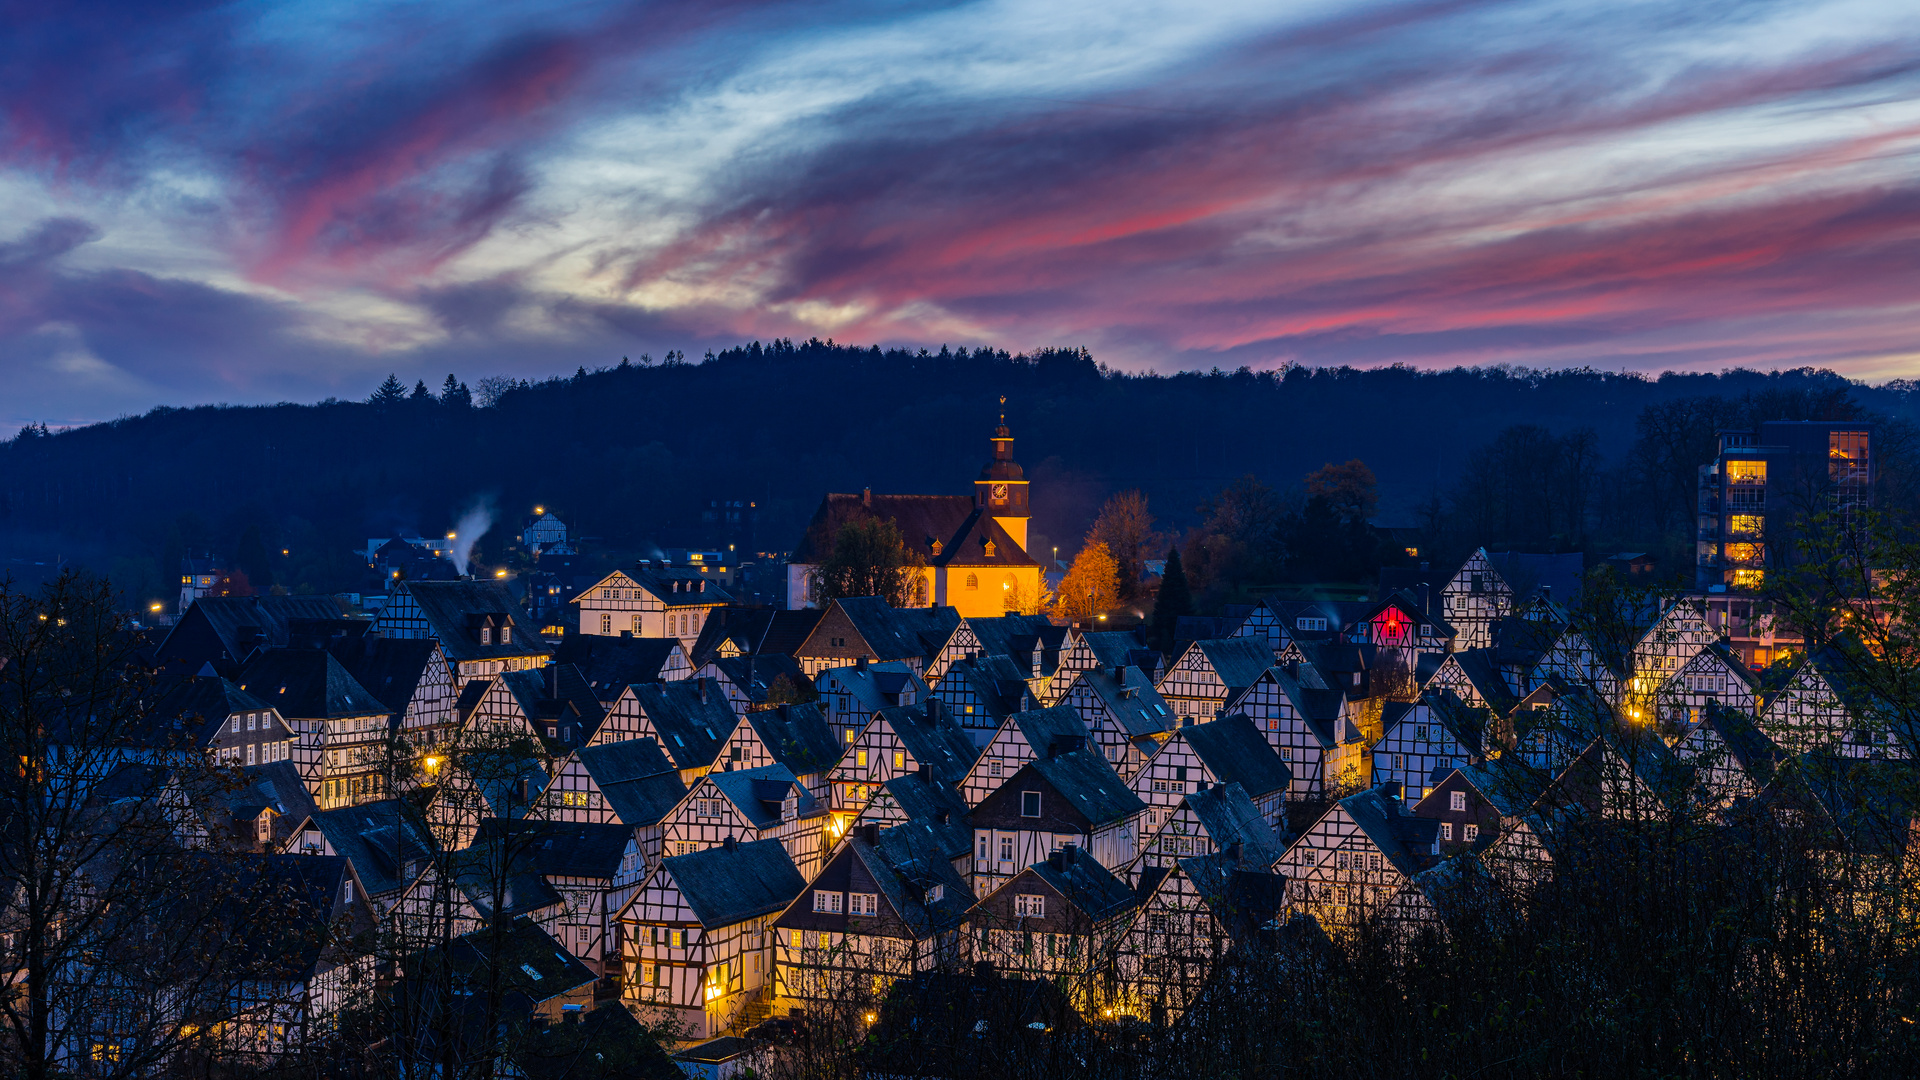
[370,373,406,404]
[1151,545,1192,654]
[410,379,432,400]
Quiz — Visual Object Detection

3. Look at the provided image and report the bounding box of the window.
[480,627,492,645]
[892,751,905,770]
[849,892,878,915]
[1441,822,1454,841]
[1295,617,1328,631]
[246,714,256,731]
[1449,791,1467,812]
[600,614,612,634]
[1726,460,1767,484]
[1020,791,1042,817]
[791,929,802,948]
[1300,849,1315,865]
[1368,854,1381,871]
[1464,824,1479,842]
[965,574,978,590]
[344,879,353,903]
[999,837,1013,862]
[927,884,944,903]
[978,834,988,860]
[1337,852,1349,869]
[1414,725,1429,740]
[1279,747,1292,761]
[990,761,1002,777]
[857,750,868,768]
[231,716,240,733]
[812,891,844,914]
[247,744,256,765]
[1392,754,1404,770]
[1015,894,1046,917]
[632,615,643,632]
[1729,514,1764,537]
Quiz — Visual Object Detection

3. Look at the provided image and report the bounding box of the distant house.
[930,653,1037,748]
[829,699,978,823]
[331,635,459,752]
[1281,785,1440,930]
[1137,781,1288,872]
[791,597,962,679]
[536,737,688,880]
[658,763,830,879]
[1368,691,1487,802]
[1128,715,1291,839]
[814,661,929,747]
[553,633,694,706]
[969,844,1137,1008]
[959,705,1092,807]
[237,649,390,808]
[574,567,733,647]
[1048,629,1161,702]
[1156,638,1274,729]
[156,595,349,676]
[695,654,812,715]
[1054,665,1176,781]
[473,817,639,977]
[970,743,1147,889]
[144,673,297,770]
[599,678,768,784]
[1230,663,1354,797]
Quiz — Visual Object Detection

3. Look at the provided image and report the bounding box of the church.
[786,404,1044,618]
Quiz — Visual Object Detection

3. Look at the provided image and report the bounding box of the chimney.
[1049,850,1063,871]
[918,762,933,781]
[934,808,951,825]
[856,656,869,672]
[723,834,738,851]
[862,487,872,508]
[1047,735,1083,759]
[1060,843,1077,868]
[1380,779,1403,803]
[1541,585,1552,601]
[861,823,881,845]
[1416,582,1429,615]
[697,680,709,705]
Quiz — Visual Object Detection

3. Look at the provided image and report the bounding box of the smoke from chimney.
[448,498,495,576]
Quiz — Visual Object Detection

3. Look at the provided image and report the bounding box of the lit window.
[812,891,844,914]
[892,751,904,769]
[1726,460,1766,484]
[1441,822,1454,840]
[1464,824,1479,842]
[1729,514,1764,536]
[965,574,978,590]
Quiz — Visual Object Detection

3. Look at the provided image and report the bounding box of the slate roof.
[306,799,437,898]
[1404,688,1491,757]
[238,650,388,720]
[851,822,978,939]
[935,653,1034,721]
[707,654,812,706]
[1183,782,1287,867]
[963,613,1057,675]
[1018,846,1137,923]
[1444,755,1554,818]
[871,700,979,785]
[1340,786,1441,878]
[228,854,363,981]
[475,817,633,880]
[1187,638,1278,698]
[1077,630,1151,670]
[817,662,930,713]
[1359,591,1457,639]
[1185,715,1293,797]
[1699,702,1783,783]
[1066,664,1176,739]
[143,674,273,746]
[631,679,739,771]
[631,567,734,608]
[871,772,972,857]
[1008,704,1092,757]
[1175,849,1289,942]
[706,764,821,829]
[449,838,566,920]
[664,839,807,929]
[331,636,440,717]
[1025,747,1146,827]
[693,607,827,664]
[829,597,964,665]
[1256,662,1347,749]
[746,702,843,778]
[793,493,1037,566]
[230,760,320,823]
[553,634,686,702]
[158,595,349,668]
[1443,648,1521,714]
[396,580,551,665]
[447,917,595,1004]
[577,739,687,827]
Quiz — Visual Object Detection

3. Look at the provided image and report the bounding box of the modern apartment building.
[1696,421,1872,593]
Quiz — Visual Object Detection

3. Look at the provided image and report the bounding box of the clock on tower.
[976,397,1029,551]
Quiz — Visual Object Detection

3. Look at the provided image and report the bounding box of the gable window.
[1441,822,1454,841]
[849,892,878,915]
[857,750,868,768]
[1450,791,1467,812]
[1014,894,1045,918]
[812,891,843,914]
[1020,791,1042,817]
[965,574,979,590]
[1295,617,1328,631]
[1414,725,1429,740]
[893,751,905,770]
[1464,824,1479,842]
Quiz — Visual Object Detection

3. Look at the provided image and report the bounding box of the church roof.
[793,494,1035,567]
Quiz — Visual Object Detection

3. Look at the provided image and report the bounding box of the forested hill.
[2,339,1912,599]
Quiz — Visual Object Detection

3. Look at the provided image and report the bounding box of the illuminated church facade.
[787,405,1044,618]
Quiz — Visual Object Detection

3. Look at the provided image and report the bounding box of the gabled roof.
[1184,715,1293,797]
[937,654,1033,721]
[630,679,738,770]
[1024,748,1146,827]
[849,822,978,938]
[1183,782,1287,867]
[1698,702,1783,783]
[963,614,1056,672]
[1443,648,1520,714]
[1339,787,1440,878]
[447,917,595,1005]
[475,817,633,880]
[1075,629,1152,670]
[793,494,1036,566]
[1174,848,1288,941]
[307,799,436,897]
[395,580,551,665]
[238,649,388,720]
[1005,846,1135,923]
[158,595,349,668]
[816,661,930,711]
[746,702,842,777]
[231,760,319,823]
[554,634,686,701]
[631,567,734,608]
[664,839,807,929]
[706,654,811,706]
[1008,704,1092,756]
[577,739,687,827]
[1484,551,1585,606]
[871,700,979,785]
[1067,664,1175,739]
[1183,638,1276,696]
[1359,590,1457,639]
[827,598,964,665]
[1255,662,1345,748]
[1405,688,1490,757]
[331,636,440,716]
[871,773,972,857]
[227,854,366,980]
[143,674,272,746]
[706,764,820,830]
[1443,755,1554,818]
[449,838,566,920]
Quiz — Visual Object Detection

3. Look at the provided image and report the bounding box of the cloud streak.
[2,0,1919,431]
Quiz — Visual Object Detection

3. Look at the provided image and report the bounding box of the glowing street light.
[494,568,508,578]
[149,603,163,613]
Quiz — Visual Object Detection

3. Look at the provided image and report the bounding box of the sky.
[3,0,1920,432]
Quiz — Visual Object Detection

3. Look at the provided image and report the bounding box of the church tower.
[975,396,1030,551]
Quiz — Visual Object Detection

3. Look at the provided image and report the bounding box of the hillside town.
[4,408,1906,1078]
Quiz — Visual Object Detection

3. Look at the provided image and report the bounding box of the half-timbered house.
[554,634,693,706]
[1281,785,1439,929]
[537,738,688,880]
[1673,702,1782,807]
[154,595,349,677]
[1130,716,1292,839]
[932,652,1037,748]
[814,661,930,747]
[1350,591,1455,679]
[1118,847,1287,1019]
[828,699,978,825]
[1047,629,1159,703]
[602,678,768,783]
[574,566,733,647]
[746,702,845,807]
[332,636,459,753]
[969,844,1137,1010]
[1760,639,1900,757]
[971,744,1147,888]
[1411,754,1553,856]
[772,821,977,1009]
[790,597,962,678]
[376,579,550,681]
[1439,549,1515,651]
[237,650,390,808]
[472,817,639,977]
[282,798,437,916]
[959,705,1090,807]
[1055,665,1176,780]
[1137,781,1287,872]
[621,839,808,1040]
[695,654,813,716]
[1230,662,1352,796]
[145,673,297,770]
[1156,638,1275,728]
[659,764,829,878]
[1654,640,1761,735]
[1368,690,1488,801]
[925,612,1058,688]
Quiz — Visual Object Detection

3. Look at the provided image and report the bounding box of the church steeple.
[976,395,1030,551]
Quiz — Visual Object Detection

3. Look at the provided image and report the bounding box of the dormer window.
[983,541,996,558]
[499,624,511,644]
[480,627,492,645]
[931,539,943,556]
